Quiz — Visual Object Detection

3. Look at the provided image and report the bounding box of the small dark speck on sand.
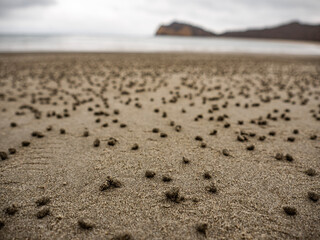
[285,154,293,162]
[36,207,50,219]
[196,223,208,236]
[206,183,217,194]
[83,131,89,137]
[4,204,18,215]
[293,129,299,134]
[0,219,4,229]
[195,136,203,141]
[203,172,212,179]
[175,125,182,132]
[152,128,159,133]
[258,136,266,141]
[0,152,8,160]
[200,142,207,148]
[78,219,94,230]
[131,143,139,150]
[308,192,319,202]
[32,131,44,138]
[145,170,156,178]
[305,168,316,176]
[275,153,283,160]
[246,145,255,151]
[160,133,167,138]
[22,141,30,147]
[162,175,172,182]
[222,149,230,156]
[10,122,17,128]
[36,197,50,206]
[209,130,217,136]
[283,206,297,216]
[182,157,190,164]
[310,135,317,140]
[287,137,295,142]
[108,137,118,146]
[112,233,134,240]
[100,177,122,191]
[93,139,100,147]
[269,131,276,136]
[8,148,16,154]
[165,188,184,203]
[237,135,247,142]
[60,129,66,134]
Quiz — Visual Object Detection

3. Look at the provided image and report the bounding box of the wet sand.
[0,53,319,239]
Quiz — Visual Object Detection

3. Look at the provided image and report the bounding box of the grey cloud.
[0,0,56,16]
[0,0,319,34]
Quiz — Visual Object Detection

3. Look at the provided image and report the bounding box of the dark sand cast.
[0,53,319,239]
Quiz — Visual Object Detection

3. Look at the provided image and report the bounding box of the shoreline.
[1,51,320,58]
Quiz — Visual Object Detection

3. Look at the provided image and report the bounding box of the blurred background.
[0,0,319,54]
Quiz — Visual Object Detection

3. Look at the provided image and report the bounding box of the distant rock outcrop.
[155,21,320,42]
[156,22,215,37]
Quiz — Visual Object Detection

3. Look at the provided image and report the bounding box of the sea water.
[0,34,319,55]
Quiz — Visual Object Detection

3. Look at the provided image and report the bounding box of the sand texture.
[0,53,319,239]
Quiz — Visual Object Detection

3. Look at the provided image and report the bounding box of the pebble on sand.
[222,149,230,156]
[131,143,139,150]
[246,145,255,151]
[310,135,317,140]
[4,204,18,215]
[196,223,208,236]
[108,137,118,146]
[305,168,316,176]
[160,133,167,138]
[78,219,94,230]
[205,183,217,194]
[283,206,297,216]
[0,219,4,229]
[182,157,190,164]
[8,148,16,154]
[275,153,283,160]
[203,172,212,179]
[200,142,207,148]
[145,170,156,178]
[195,136,203,141]
[112,233,134,240]
[36,196,51,206]
[209,130,217,136]
[36,207,50,219]
[308,191,319,202]
[83,131,89,137]
[162,175,172,182]
[285,154,294,162]
[165,188,184,203]
[0,152,8,160]
[152,128,159,133]
[93,139,100,147]
[21,141,30,147]
[100,177,122,191]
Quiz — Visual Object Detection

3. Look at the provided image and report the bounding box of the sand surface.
[0,53,319,239]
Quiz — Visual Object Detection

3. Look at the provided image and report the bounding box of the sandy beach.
[0,53,319,239]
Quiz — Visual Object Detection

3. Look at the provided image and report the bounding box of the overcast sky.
[0,0,319,35]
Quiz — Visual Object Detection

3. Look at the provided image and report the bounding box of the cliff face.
[156,22,215,37]
[221,22,320,42]
[155,21,320,42]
